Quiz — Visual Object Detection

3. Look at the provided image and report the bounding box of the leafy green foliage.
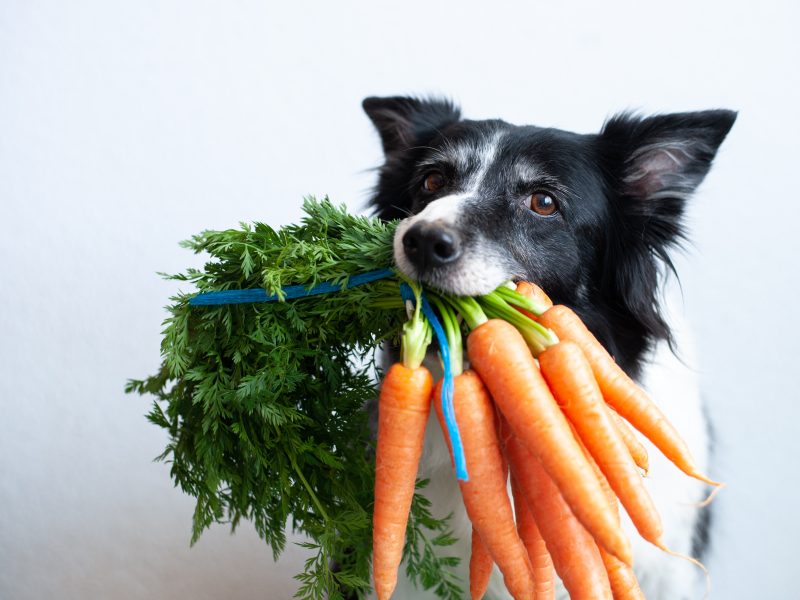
[127,198,462,599]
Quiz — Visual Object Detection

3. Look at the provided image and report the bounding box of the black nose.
[402,222,461,270]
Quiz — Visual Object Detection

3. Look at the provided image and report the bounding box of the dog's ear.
[597,110,736,352]
[363,96,461,155]
[603,109,737,196]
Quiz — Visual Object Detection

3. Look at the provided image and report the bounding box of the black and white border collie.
[363,96,735,600]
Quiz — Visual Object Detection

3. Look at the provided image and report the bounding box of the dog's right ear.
[362,96,461,155]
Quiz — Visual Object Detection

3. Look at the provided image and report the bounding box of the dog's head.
[364,96,735,372]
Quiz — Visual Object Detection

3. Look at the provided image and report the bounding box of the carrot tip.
[682,481,726,508]
[657,543,711,599]
[684,463,722,487]
[693,473,723,487]
[374,581,397,600]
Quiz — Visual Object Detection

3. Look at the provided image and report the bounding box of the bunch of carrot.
[372,281,718,600]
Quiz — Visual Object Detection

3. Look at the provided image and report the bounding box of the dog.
[363,96,735,600]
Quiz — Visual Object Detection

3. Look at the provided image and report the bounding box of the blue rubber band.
[188,268,395,306]
[400,284,468,481]
[190,271,469,479]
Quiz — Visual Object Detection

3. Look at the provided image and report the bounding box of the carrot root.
[372,364,433,600]
[687,482,726,508]
[511,476,555,599]
[468,319,632,566]
[433,372,536,600]
[608,407,650,475]
[539,341,665,548]
[501,417,613,600]
[538,304,718,486]
[470,528,494,600]
[659,544,712,600]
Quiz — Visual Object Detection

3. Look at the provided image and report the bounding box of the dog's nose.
[402,222,461,270]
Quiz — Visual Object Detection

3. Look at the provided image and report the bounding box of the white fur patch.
[392,131,509,295]
[513,161,544,183]
[427,241,511,296]
[413,193,471,226]
[467,131,504,191]
[392,213,511,295]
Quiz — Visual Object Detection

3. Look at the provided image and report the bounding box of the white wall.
[1,1,798,598]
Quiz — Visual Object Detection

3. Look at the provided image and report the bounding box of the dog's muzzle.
[401,221,462,272]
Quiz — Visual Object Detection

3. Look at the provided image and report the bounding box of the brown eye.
[529,192,558,216]
[423,172,446,192]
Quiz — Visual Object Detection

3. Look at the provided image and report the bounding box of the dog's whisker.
[389,204,414,218]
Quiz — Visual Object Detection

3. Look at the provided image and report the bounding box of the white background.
[1,1,798,598]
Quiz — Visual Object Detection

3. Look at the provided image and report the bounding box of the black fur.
[361,97,735,598]
[362,96,462,220]
[692,397,718,560]
[363,96,736,378]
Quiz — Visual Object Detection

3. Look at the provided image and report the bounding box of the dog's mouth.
[397,265,509,297]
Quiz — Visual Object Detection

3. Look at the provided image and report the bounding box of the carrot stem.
[478,292,559,354]
[445,295,487,330]
[429,295,463,377]
[399,280,431,369]
[494,284,550,316]
[404,284,469,481]
[290,453,330,523]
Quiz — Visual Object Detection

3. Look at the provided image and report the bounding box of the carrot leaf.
[127,198,460,599]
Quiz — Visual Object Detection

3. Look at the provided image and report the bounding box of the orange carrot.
[467,319,632,565]
[470,528,494,600]
[608,406,650,474]
[510,476,555,600]
[470,412,510,600]
[538,304,717,485]
[576,426,646,600]
[539,341,665,549]
[514,281,553,315]
[372,363,433,600]
[433,371,536,600]
[600,543,646,600]
[513,286,646,473]
[500,418,612,600]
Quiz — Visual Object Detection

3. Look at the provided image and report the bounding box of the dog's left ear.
[599,109,736,256]
[600,110,737,243]
[596,109,736,352]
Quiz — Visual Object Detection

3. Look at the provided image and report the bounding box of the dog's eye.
[423,172,446,193]
[529,192,558,216]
